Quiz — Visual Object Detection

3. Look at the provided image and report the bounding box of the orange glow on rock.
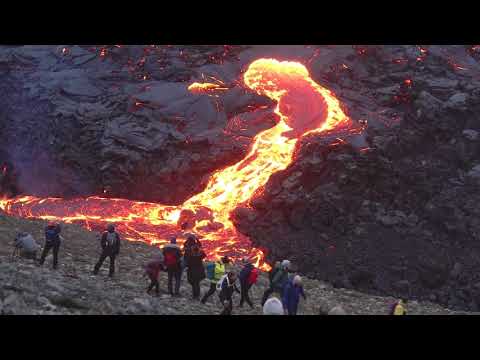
[0,58,353,270]
[188,82,228,93]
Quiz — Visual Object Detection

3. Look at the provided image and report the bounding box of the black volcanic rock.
[232,46,480,310]
[2,45,480,311]
[0,45,268,203]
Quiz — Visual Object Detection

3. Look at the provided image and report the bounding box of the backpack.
[164,251,177,267]
[206,262,216,280]
[216,274,228,292]
[239,265,253,283]
[247,268,259,285]
[106,232,118,247]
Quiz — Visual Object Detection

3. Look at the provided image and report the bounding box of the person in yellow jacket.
[201,256,230,304]
[391,299,408,315]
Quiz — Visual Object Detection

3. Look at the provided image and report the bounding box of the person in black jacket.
[185,244,206,299]
[93,224,121,277]
[39,222,62,270]
[183,234,201,258]
[163,237,183,296]
[238,258,256,309]
[219,271,240,315]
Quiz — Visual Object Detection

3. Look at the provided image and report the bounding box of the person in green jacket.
[201,256,230,304]
[261,260,291,306]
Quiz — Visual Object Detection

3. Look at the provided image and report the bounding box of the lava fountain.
[0,58,352,270]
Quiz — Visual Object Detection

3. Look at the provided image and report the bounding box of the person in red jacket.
[162,236,183,296]
[145,256,165,296]
[238,257,258,309]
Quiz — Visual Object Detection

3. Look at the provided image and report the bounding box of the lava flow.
[0,58,352,270]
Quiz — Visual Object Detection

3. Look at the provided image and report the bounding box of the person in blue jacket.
[282,275,307,315]
[39,222,62,270]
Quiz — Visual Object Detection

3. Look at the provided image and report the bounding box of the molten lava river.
[0,59,353,270]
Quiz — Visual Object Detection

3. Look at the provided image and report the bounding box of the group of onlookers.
[12,223,407,315]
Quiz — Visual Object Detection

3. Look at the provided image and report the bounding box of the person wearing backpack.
[201,256,230,304]
[390,299,408,315]
[93,224,121,277]
[183,234,202,257]
[238,257,258,309]
[145,255,165,296]
[261,260,291,306]
[39,222,62,270]
[162,236,183,296]
[282,275,307,315]
[185,244,206,299]
[218,271,240,315]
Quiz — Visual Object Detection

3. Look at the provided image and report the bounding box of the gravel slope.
[0,212,466,315]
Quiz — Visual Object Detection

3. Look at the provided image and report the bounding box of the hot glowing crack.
[0,58,352,270]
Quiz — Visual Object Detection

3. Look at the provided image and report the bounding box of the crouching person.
[93,224,121,277]
[14,232,40,261]
[145,255,165,296]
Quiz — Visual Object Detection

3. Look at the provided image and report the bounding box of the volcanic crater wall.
[233,45,480,311]
[0,45,275,203]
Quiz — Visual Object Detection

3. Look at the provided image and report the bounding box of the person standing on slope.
[261,260,291,306]
[238,257,259,309]
[163,236,183,296]
[282,275,307,315]
[183,234,202,258]
[201,256,230,304]
[93,224,121,277]
[185,244,206,300]
[218,271,240,315]
[39,222,62,270]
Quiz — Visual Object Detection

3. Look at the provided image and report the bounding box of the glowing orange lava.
[187,82,228,93]
[0,58,352,270]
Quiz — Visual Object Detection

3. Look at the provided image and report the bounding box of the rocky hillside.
[232,45,480,311]
[2,45,480,312]
[0,212,465,315]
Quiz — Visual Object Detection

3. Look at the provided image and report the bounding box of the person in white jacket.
[263,297,284,315]
[14,233,40,260]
